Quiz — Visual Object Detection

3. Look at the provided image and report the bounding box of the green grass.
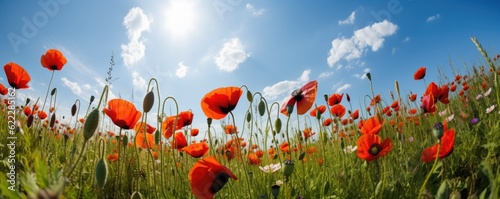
[1,38,499,199]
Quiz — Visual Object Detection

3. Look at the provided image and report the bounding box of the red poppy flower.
[38,111,48,120]
[171,132,188,149]
[107,153,119,162]
[350,109,359,120]
[201,86,243,120]
[135,122,156,134]
[224,125,238,134]
[413,66,426,80]
[420,127,455,162]
[191,128,200,136]
[183,142,209,158]
[135,129,155,149]
[247,153,262,165]
[178,111,194,127]
[23,106,32,116]
[370,94,381,106]
[356,134,393,161]
[41,49,67,71]
[3,62,31,89]
[280,80,318,116]
[103,99,142,129]
[309,105,326,117]
[0,83,7,95]
[322,118,332,126]
[359,116,383,135]
[280,142,290,153]
[303,127,315,139]
[328,93,344,106]
[330,104,346,118]
[409,93,417,102]
[420,95,436,113]
[188,156,237,199]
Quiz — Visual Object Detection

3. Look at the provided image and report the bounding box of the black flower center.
[210,173,230,194]
[368,143,382,156]
[219,104,236,114]
[292,88,303,101]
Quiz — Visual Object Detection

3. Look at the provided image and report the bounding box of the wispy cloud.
[327,20,398,67]
[353,68,370,79]
[319,71,333,78]
[402,36,410,43]
[121,7,152,67]
[61,77,82,95]
[392,47,397,55]
[246,4,265,16]
[336,83,351,93]
[426,14,440,22]
[132,71,146,90]
[338,11,356,25]
[176,62,189,78]
[262,70,310,100]
[214,38,250,72]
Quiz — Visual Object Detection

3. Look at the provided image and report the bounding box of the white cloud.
[176,62,189,78]
[402,37,410,43]
[262,70,311,100]
[338,11,356,25]
[353,68,370,79]
[132,71,146,90]
[61,77,82,95]
[392,47,397,55]
[426,14,440,22]
[319,71,333,78]
[121,7,152,67]
[214,38,250,72]
[83,84,91,90]
[327,20,398,67]
[336,84,351,93]
[94,77,117,100]
[246,4,265,16]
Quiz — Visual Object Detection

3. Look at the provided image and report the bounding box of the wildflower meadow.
[0,37,499,199]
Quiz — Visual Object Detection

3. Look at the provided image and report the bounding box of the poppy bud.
[286,105,294,116]
[95,158,108,188]
[50,113,56,128]
[246,90,253,102]
[366,72,372,81]
[246,111,252,122]
[394,80,400,98]
[258,100,266,116]
[155,130,161,145]
[25,98,30,106]
[298,152,306,161]
[323,94,328,102]
[90,95,95,103]
[49,87,57,96]
[346,93,350,102]
[283,159,294,178]
[432,122,444,140]
[122,135,128,147]
[274,118,282,134]
[143,91,154,113]
[316,109,321,121]
[83,109,100,141]
[27,115,34,128]
[71,103,77,116]
[207,118,212,127]
[271,185,280,198]
[340,138,345,150]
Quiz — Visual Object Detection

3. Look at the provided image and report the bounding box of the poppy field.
[1,37,500,199]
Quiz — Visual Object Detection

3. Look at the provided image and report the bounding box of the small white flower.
[476,94,483,100]
[446,114,455,122]
[408,137,414,142]
[343,145,357,154]
[438,109,448,117]
[484,87,492,97]
[259,163,281,173]
[275,180,284,186]
[486,105,496,114]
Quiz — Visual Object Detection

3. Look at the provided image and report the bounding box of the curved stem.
[41,71,55,114]
[418,141,441,198]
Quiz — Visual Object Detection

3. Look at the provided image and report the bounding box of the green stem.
[66,140,88,178]
[418,141,441,198]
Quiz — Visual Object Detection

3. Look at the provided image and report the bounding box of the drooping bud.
[122,135,129,147]
[27,115,34,128]
[258,100,266,116]
[432,122,444,140]
[95,158,108,188]
[83,109,100,141]
[246,90,253,102]
[323,94,328,102]
[298,152,306,161]
[207,118,212,128]
[143,91,154,113]
[50,113,56,128]
[274,118,282,134]
[89,95,95,104]
[246,111,252,122]
[71,103,77,116]
[346,93,350,102]
[286,105,294,116]
[25,98,31,106]
[283,159,295,178]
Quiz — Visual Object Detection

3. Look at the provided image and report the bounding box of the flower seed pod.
[27,115,34,128]
[95,158,108,188]
[432,122,444,140]
[51,88,57,96]
[89,95,95,104]
[50,113,56,128]
[246,90,253,102]
[143,91,154,113]
[283,159,295,178]
[83,109,100,141]
[366,72,372,81]
[271,185,280,198]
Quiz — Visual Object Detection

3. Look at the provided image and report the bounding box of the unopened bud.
[83,109,100,141]
[432,122,444,140]
[143,91,154,113]
[283,159,295,178]
[95,158,108,188]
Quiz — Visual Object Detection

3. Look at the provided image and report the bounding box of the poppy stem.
[66,140,88,178]
[418,141,441,198]
[40,71,55,115]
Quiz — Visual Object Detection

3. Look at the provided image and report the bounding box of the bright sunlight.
[164,0,197,38]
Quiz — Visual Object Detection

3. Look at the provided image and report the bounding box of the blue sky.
[1,0,500,135]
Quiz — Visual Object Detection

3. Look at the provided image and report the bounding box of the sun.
[165,0,197,38]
